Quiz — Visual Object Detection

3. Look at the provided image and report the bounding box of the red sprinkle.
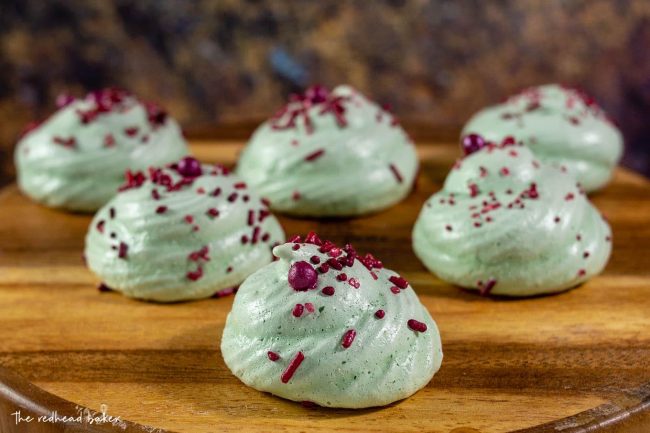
[305,149,325,162]
[341,329,357,349]
[389,164,403,183]
[390,286,400,294]
[479,278,497,296]
[124,127,139,137]
[281,351,305,383]
[322,286,335,296]
[156,205,168,214]
[407,319,428,333]
[207,208,219,217]
[118,242,128,259]
[184,215,194,224]
[267,351,280,362]
[227,192,238,202]
[389,275,408,289]
[375,309,385,319]
[234,182,247,189]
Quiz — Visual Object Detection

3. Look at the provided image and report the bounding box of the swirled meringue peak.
[236,85,418,217]
[412,138,612,297]
[15,88,189,211]
[462,84,623,192]
[221,232,443,408]
[84,157,285,302]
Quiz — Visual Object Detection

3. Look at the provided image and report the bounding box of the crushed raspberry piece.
[348,278,360,288]
[210,187,222,197]
[321,286,335,296]
[207,208,219,217]
[227,192,238,202]
[305,232,323,245]
[336,273,347,282]
[156,205,168,214]
[292,191,301,201]
[188,246,210,262]
[103,134,116,147]
[187,266,203,281]
[234,182,247,189]
[390,286,400,294]
[118,170,146,191]
[310,255,321,264]
[184,215,194,224]
[268,351,280,362]
[305,302,315,313]
[292,304,304,317]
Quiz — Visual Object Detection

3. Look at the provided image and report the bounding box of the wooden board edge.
[0,366,174,433]
[0,366,648,433]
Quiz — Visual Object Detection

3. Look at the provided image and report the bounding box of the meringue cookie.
[84,157,285,302]
[236,85,418,217]
[15,88,189,211]
[412,139,612,297]
[221,233,442,408]
[462,84,623,192]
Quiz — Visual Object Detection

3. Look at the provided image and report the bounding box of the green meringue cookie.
[236,85,418,217]
[15,89,189,212]
[84,158,284,302]
[412,142,612,297]
[462,84,623,192]
[221,234,442,408]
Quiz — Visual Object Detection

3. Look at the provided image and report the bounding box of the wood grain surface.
[0,141,648,433]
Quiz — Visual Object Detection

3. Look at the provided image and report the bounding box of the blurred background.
[1,0,649,184]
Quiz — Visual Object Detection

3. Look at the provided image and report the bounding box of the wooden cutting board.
[0,141,649,433]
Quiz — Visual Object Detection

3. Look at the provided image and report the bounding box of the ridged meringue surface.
[84,159,284,302]
[462,84,623,192]
[15,89,189,212]
[221,234,442,408]
[412,141,612,297]
[236,85,418,216]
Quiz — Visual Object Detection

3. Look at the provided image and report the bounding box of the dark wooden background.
[1,0,649,184]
